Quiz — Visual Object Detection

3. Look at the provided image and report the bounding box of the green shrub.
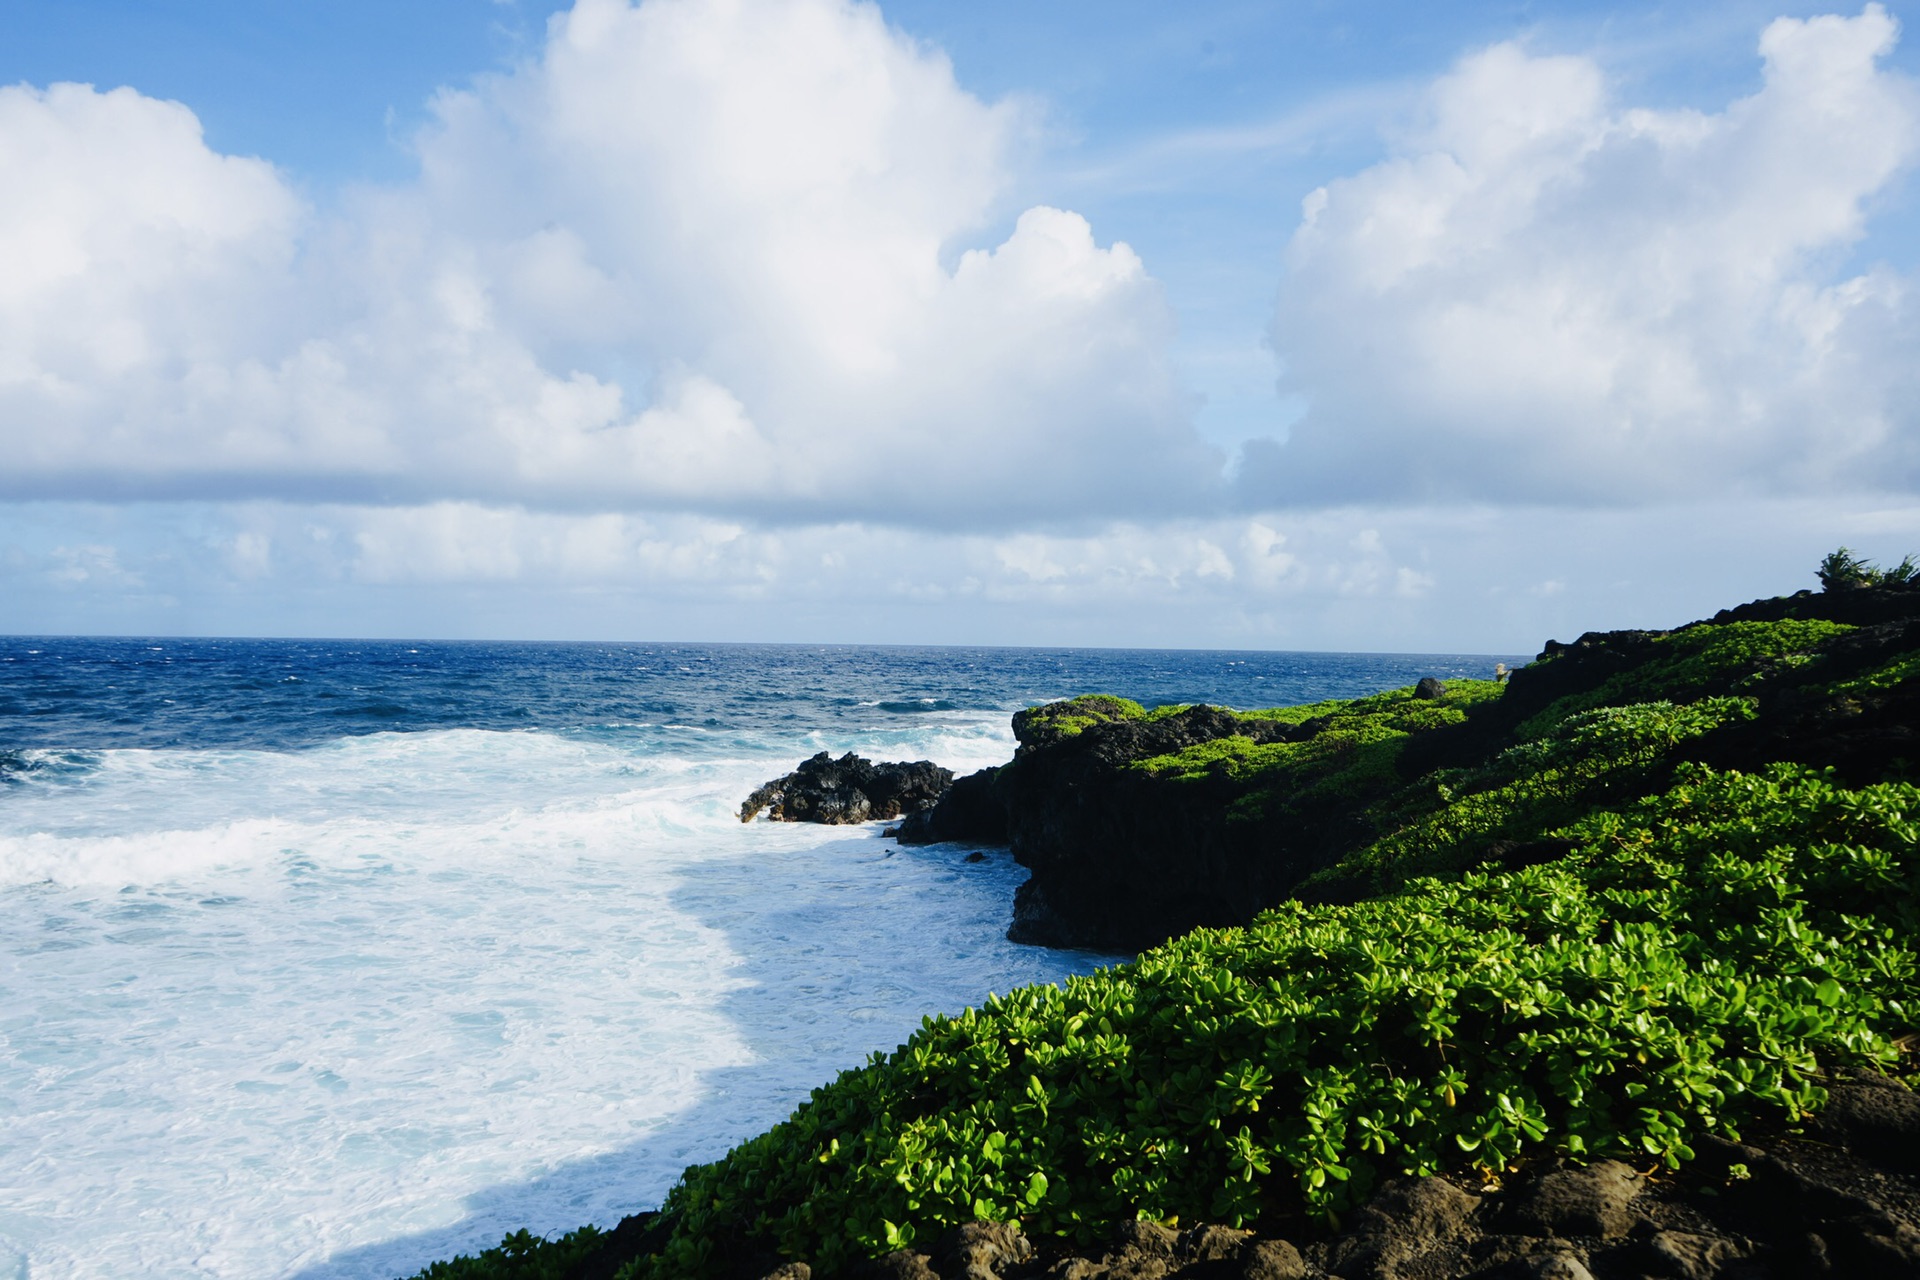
[1827,649,1920,697]
[1819,547,1919,592]
[1516,620,1850,740]
[604,763,1917,1279]
[1130,682,1506,827]
[1312,697,1759,895]
[406,1227,606,1280]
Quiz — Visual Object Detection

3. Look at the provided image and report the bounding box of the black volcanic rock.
[894,767,1007,845]
[740,752,953,825]
[904,703,1312,950]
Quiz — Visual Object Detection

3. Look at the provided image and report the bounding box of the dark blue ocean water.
[0,635,1525,751]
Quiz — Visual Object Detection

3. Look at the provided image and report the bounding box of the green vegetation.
[1011,694,1149,745]
[1133,682,1507,785]
[1312,696,1759,897]
[1819,546,1920,591]
[407,1227,608,1280]
[410,559,1920,1280]
[614,764,1915,1278]
[1831,649,1920,696]
[1129,682,1509,837]
[1512,619,1850,740]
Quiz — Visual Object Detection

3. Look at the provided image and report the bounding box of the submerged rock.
[740,752,953,825]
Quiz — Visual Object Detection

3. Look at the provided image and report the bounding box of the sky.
[1,0,1918,651]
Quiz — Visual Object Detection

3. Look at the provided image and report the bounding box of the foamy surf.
[0,723,1098,1280]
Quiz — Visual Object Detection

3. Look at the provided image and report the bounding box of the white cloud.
[0,0,1218,523]
[7,4,1920,652]
[1250,5,1920,505]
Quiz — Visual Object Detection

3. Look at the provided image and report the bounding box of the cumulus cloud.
[0,0,1218,523]
[1249,4,1920,505]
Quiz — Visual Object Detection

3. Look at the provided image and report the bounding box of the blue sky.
[1,0,1917,648]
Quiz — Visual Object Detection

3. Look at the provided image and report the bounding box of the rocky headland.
[891,583,1920,952]
[416,563,1920,1280]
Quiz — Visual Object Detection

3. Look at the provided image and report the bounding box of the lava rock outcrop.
[741,752,953,825]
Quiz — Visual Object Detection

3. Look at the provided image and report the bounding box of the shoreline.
[410,574,1920,1280]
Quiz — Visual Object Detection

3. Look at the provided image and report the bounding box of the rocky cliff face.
[898,698,1384,950]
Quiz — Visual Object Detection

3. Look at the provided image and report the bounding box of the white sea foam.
[0,723,1097,1279]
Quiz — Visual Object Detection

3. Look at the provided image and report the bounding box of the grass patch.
[1011,695,1147,745]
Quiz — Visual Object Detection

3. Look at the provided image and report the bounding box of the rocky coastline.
[427,570,1920,1280]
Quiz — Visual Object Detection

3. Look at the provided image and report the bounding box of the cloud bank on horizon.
[2,0,1918,646]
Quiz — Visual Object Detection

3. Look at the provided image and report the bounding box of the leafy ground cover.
[1510,618,1852,740]
[1295,695,1761,898]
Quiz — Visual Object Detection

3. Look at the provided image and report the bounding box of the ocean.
[0,637,1519,1279]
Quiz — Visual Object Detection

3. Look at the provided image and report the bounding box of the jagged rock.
[1043,1260,1107,1280]
[756,1265,811,1280]
[1520,1251,1593,1280]
[935,1221,1033,1280]
[1175,1223,1251,1265]
[857,1250,940,1279]
[1352,1176,1481,1241]
[1641,1230,1750,1280]
[1327,1176,1480,1278]
[1499,1160,1642,1240]
[1808,1074,1920,1174]
[1007,878,1097,949]
[1103,1220,1179,1279]
[996,703,1304,949]
[1236,1239,1308,1280]
[1414,677,1447,700]
[740,752,952,824]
